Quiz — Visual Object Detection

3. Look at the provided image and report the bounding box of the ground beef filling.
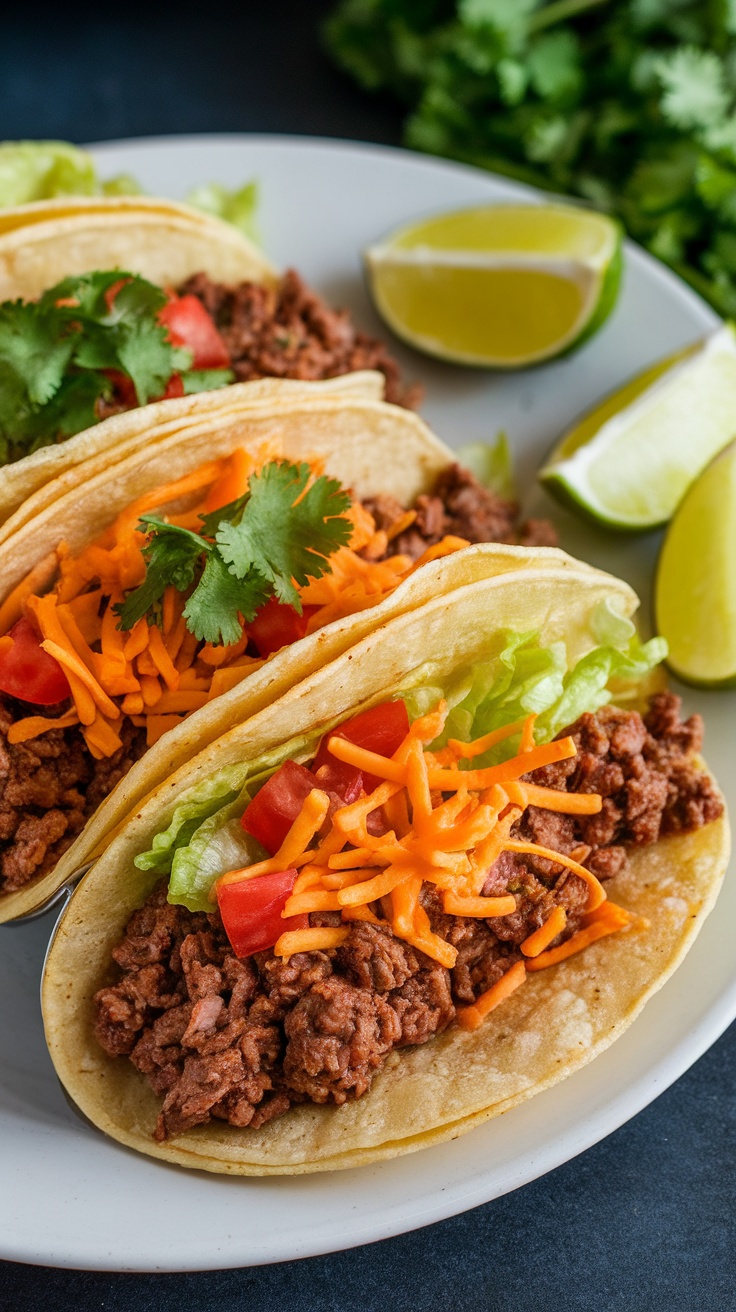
[363,462,557,556]
[0,697,145,895]
[181,269,422,409]
[183,272,558,550]
[94,691,721,1141]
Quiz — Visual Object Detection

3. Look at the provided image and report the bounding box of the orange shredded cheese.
[503,840,606,911]
[521,905,567,958]
[274,927,350,959]
[212,699,631,1009]
[456,961,527,1030]
[442,892,517,918]
[0,551,59,635]
[6,451,471,757]
[216,789,330,893]
[525,903,632,971]
[7,707,79,744]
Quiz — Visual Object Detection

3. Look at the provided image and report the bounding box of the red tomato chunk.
[240,759,318,855]
[158,295,231,369]
[248,598,320,659]
[0,616,72,706]
[312,699,409,794]
[217,868,307,958]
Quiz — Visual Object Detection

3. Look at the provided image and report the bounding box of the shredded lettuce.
[184,181,260,242]
[134,764,250,875]
[168,789,266,913]
[0,141,99,205]
[455,432,514,498]
[435,624,667,766]
[0,140,259,239]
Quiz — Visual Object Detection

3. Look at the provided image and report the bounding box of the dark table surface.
[2,3,735,1307]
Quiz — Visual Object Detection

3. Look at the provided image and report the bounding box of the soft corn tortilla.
[0,390,600,923]
[0,193,303,525]
[0,372,387,537]
[43,565,729,1175]
[0,195,276,299]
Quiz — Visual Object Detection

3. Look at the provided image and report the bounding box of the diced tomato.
[217,868,308,959]
[0,616,72,706]
[312,699,410,795]
[103,368,138,408]
[248,597,320,659]
[158,295,231,369]
[313,759,365,804]
[241,759,318,855]
[162,373,185,399]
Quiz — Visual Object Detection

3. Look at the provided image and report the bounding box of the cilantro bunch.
[0,271,232,462]
[116,460,353,647]
[325,0,736,315]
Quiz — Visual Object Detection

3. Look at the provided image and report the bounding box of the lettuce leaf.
[0,140,259,240]
[134,764,250,875]
[455,432,514,498]
[184,181,260,242]
[0,141,99,206]
[434,621,667,766]
[168,790,266,913]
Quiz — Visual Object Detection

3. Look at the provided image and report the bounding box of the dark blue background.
[2,3,735,1306]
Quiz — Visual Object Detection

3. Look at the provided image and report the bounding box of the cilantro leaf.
[215,461,353,610]
[115,516,206,631]
[526,30,582,103]
[114,459,352,647]
[183,554,271,646]
[0,270,192,454]
[116,317,189,405]
[181,368,235,394]
[0,301,77,408]
[654,47,729,131]
[323,0,736,318]
[28,371,111,445]
[46,273,189,405]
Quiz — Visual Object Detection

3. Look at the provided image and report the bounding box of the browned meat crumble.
[181,269,422,409]
[93,691,722,1142]
[363,462,557,559]
[0,698,145,894]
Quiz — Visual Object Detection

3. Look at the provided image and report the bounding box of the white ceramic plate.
[0,136,732,1273]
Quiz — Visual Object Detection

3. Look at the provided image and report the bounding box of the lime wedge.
[540,325,736,530]
[655,441,736,687]
[364,204,622,369]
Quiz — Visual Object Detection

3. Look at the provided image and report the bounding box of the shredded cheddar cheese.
[2,448,468,758]
[217,707,633,1016]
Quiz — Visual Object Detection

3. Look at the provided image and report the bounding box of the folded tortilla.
[0,390,598,924]
[0,195,275,299]
[0,195,377,528]
[43,564,728,1173]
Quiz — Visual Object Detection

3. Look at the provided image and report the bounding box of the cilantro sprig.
[325,0,736,317]
[0,271,233,462]
[115,460,353,647]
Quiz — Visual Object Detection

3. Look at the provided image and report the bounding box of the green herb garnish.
[0,271,234,461]
[325,0,736,316]
[116,460,353,647]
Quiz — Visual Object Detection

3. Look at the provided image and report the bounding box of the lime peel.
[541,324,736,530]
[655,439,736,688]
[364,203,622,369]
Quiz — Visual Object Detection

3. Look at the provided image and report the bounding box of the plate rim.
[0,131,732,1272]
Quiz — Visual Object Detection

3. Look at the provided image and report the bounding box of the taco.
[0,391,565,924]
[0,196,415,526]
[42,563,728,1174]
